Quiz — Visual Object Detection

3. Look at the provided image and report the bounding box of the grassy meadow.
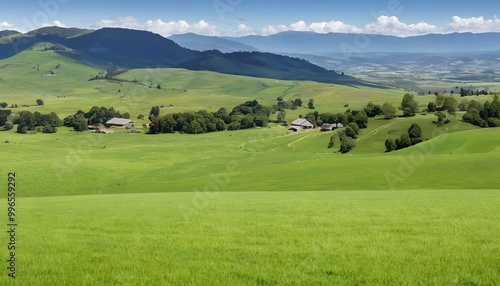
[0,47,499,285]
[1,190,498,285]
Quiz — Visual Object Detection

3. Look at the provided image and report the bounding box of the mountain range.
[169,31,500,81]
[0,27,360,86]
[170,31,500,54]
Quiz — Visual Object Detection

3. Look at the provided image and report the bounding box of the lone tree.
[308,99,315,109]
[276,111,286,123]
[381,103,397,119]
[439,96,458,115]
[36,99,44,106]
[400,93,418,117]
[427,102,437,112]
[293,98,303,107]
[328,134,335,148]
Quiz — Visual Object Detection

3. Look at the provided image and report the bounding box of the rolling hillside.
[0,27,364,85]
[177,50,359,85]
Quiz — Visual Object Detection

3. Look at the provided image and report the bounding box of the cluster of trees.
[433,111,451,126]
[339,123,361,153]
[356,93,417,119]
[149,110,226,134]
[364,101,398,119]
[322,108,370,153]
[149,100,273,134]
[459,88,489,97]
[1,100,43,108]
[2,111,62,134]
[274,97,303,111]
[63,106,129,131]
[328,122,362,153]
[301,109,369,129]
[385,123,422,152]
[427,95,458,115]
[462,95,500,127]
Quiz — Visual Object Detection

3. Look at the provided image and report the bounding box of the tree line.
[3,111,62,134]
[385,123,423,152]
[148,100,273,134]
[462,95,500,127]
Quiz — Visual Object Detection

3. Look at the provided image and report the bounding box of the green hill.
[0,27,368,86]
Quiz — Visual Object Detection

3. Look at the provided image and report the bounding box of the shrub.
[408,123,422,145]
[396,133,412,149]
[385,139,397,152]
[42,125,57,134]
[340,137,356,153]
[227,122,241,131]
[344,126,358,139]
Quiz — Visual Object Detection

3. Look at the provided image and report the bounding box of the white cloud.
[289,21,309,31]
[445,16,500,33]
[42,20,67,28]
[236,24,255,35]
[310,21,362,34]
[2,14,500,38]
[0,21,20,31]
[363,16,438,37]
[91,15,500,38]
[259,25,288,36]
[95,16,219,37]
[95,16,143,30]
[232,20,360,37]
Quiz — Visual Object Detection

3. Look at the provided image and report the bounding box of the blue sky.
[1,0,499,37]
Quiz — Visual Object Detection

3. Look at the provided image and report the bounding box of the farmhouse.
[289,118,314,132]
[105,118,134,128]
[291,118,314,129]
[320,123,344,131]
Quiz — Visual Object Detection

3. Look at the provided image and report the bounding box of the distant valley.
[170,31,500,92]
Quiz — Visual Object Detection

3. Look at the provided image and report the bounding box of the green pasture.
[1,190,499,285]
[1,121,499,198]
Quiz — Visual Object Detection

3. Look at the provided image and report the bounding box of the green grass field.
[2,190,499,285]
[0,48,499,285]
